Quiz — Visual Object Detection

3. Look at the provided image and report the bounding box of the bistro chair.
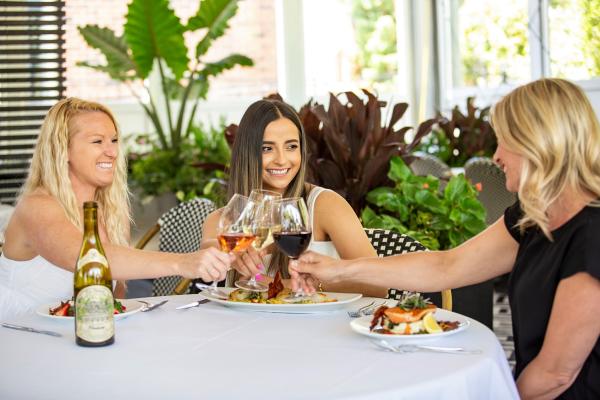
[465,157,517,225]
[364,228,452,311]
[409,152,452,180]
[135,197,215,296]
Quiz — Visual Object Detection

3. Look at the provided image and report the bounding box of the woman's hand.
[288,251,346,294]
[178,247,235,282]
[231,246,266,279]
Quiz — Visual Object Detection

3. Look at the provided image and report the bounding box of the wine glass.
[202,194,256,298]
[234,189,281,292]
[271,197,312,302]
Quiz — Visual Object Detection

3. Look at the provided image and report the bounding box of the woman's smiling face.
[261,117,301,194]
[67,111,118,192]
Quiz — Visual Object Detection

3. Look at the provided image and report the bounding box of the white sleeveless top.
[0,253,73,320]
[226,186,341,284]
[306,186,341,259]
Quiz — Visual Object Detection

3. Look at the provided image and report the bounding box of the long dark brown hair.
[227,99,308,277]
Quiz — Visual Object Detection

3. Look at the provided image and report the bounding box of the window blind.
[0,0,66,204]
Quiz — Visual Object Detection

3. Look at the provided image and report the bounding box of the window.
[548,0,600,80]
[302,0,401,98]
[0,0,66,204]
[436,0,600,110]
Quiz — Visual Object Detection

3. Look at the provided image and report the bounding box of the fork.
[194,282,229,299]
[374,340,482,355]
[347,300,386,318]
[138,299,169,312]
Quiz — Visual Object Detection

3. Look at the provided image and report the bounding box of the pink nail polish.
[257,263,265,273]
[255,273,263,281]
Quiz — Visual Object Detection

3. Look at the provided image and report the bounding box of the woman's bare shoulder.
[314,188,350,209]
[15,190,61,217]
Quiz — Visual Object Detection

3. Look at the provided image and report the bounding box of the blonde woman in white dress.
[0,98,233,320]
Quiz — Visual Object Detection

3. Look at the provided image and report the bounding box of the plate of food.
[36,298,142,321]
[199,272,361,313]
[350,292,469,342]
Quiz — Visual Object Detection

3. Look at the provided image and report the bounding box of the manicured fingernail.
[257,263,265,272]
[255,273,263,281]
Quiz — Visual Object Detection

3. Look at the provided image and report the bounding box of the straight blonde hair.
[491,78,600,238]
[21,98,130,246]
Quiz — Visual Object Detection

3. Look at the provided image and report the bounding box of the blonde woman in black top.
[290,78,600,399]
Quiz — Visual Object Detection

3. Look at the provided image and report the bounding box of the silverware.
[194,282,229,299]
[1,322,62,337]
[176,299,210,310]
[348,300,386,318]
[373,340,482,355]
[138,299,168,312]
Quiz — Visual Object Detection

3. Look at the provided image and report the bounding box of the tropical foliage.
[417,97,496,167]
[362,156,486,250]
[78,0,251,201]
[129,122,230,204]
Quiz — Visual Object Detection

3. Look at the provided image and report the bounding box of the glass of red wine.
[271,197,312,302]
[204,194,256,298]
[234,189,281,292]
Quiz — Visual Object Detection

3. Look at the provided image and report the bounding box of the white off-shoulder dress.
[0,253,72,320]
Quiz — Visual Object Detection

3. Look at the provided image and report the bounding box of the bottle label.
[75,285,114,343]
[77,248,108,269]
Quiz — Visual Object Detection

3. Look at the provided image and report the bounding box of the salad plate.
[36,299,142,321]
[350,308,470,342]
[199,287,362,313]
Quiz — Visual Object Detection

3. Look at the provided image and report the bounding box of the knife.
[175,299,210,310]
[1,323,62,337]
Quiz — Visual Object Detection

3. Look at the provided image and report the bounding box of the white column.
[275,0,306,108]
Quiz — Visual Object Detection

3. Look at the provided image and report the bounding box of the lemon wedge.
[423,312,443,334]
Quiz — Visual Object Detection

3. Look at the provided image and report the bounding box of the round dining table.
[0,294,518,399]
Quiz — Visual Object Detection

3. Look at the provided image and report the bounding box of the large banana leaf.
[166,54,252,100]
[77,26,136,81]
[187,0,239,57]
[124,0,189,80]
[199,54,253,77]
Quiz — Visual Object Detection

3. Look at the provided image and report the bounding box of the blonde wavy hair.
[491,78,600,238]
[21,98,130,246]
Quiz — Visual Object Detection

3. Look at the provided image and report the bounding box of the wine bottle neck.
[82,202,100,243]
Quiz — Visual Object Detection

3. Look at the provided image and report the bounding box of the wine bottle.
[74,201,114,347]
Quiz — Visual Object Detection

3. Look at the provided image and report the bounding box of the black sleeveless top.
[504,202,600,399]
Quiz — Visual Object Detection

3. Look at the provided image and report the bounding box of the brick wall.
[65,0,278,102]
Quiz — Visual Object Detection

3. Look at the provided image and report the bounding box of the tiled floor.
[493,290,515,370]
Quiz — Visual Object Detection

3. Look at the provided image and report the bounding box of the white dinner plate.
[350,308,470,342]
[200,287,362,313]
[36,299,142,321]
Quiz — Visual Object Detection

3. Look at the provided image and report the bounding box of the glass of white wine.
[234,189,281,292]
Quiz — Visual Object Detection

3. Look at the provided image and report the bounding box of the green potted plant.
[418,97,496,167]
[128,122,230,204]
[361,156,487,250]
[77,0,252,201]
[301,90,439,214]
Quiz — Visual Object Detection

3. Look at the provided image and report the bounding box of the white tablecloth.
[0,295,519,400]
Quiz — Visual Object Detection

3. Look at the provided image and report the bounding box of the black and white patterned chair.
[465,157,516,225]
[364,228,452,310]
[135,197,215,296]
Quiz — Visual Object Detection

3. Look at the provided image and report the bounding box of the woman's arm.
[5,194,233,281]
[291,217,518,293]
[516,272,600,399]
[311,190,384,296]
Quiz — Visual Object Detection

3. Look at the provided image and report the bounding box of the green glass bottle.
[74,201,114,347]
